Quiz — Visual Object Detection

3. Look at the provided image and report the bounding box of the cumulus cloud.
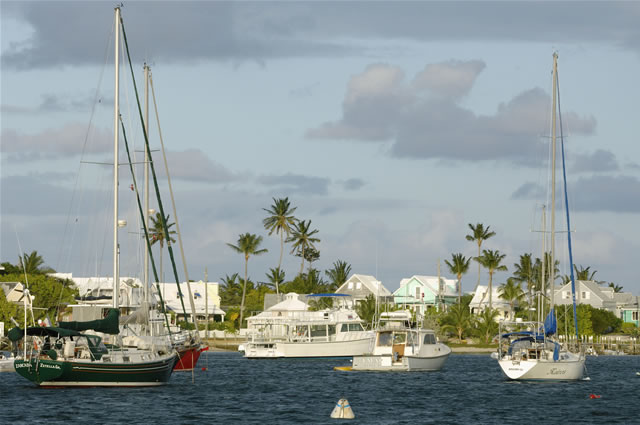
[308,62,596,165]
[511,182,545,200]
[412,60,485,100]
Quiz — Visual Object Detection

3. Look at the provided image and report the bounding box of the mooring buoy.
[330,398,355,419]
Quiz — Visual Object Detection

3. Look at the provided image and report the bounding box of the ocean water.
[1,352,638,424]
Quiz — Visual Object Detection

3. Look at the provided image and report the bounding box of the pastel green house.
[392,275,458,314]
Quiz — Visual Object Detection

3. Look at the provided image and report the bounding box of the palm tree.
[475,249,508,310]
[325,260,352,292]
[286,220,320,275]
[18,251,54,274]
[466,223,496,293]
[474,308,500,344]
[608,282,623,293]
[219,273,242,306]
[265,267,286,293]
[149,212,177,283]
[355,294,377,328]
[574,265,597,281]
[227,233,268,325]
[512,253,535,315]
[262,197,297,293]
[441,303,473,341]
[498,278,525,320]
[301,247,320,273]
[444,253,471,304]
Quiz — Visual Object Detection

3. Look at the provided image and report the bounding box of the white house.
[334,274,392,307]
[468,285,511,319]
[554,280,636,318]
[158,281,225,322]
[0,282,32,305]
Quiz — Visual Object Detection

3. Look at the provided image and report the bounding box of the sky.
[1,1,639,296]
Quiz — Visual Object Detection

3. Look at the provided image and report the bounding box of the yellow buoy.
[330,398,355,419]
[333,366,353,372]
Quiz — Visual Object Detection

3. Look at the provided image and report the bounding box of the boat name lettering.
[549,368,566,375]
[39,363,61,370]
[15,363,32,369]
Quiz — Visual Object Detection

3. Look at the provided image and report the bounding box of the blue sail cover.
[542,309,557,336]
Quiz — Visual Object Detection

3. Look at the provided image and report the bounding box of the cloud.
[412,60,485,100]
[308,63,596,165]
[1,92,109,115]
[258,173,330,196]
[158,149,240,184]
[511,182,545,200]
[511,175,640,213]
[0,123,111,160]
[341,178,366,191]
[571,175,640,213]
[3,3,640,70]
[570,149,620,173]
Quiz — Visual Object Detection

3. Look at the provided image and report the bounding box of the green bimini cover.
[8,326,82,342]
[57,308,120,335]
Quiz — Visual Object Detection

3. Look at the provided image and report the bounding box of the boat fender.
[330,398,355,419]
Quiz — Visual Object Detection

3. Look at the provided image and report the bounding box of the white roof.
[267,293,308,312]
[338,274,392,296]
[469,285,510,308]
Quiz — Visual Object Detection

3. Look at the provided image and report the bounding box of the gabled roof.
[267,293,308,312]
[469,285,510,308]
[336,274,392,296]
[393,275,457,297]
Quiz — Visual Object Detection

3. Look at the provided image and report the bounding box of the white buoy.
[330,398,355,419]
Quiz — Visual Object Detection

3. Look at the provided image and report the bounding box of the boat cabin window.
[423,333,436,345]
[393,333,406,345]
[328,325,336,336]
[377,332,393,347]
[295,325,309,337]
[310,325,327,338]
[340,323,365,333]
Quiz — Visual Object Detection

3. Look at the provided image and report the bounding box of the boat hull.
[14,355,177,387]
[174,345,208,371]
[245,337,372,359]
[498,357,585,380]
[0,358,15,372]
[352,346,451,371]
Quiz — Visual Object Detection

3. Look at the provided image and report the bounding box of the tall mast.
[144,63,150,308]
[549,52,558,312]
[112,6,121,309]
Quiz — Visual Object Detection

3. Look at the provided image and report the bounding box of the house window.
[348,282,353,289]
[415,287,421,300]
[356,282,361,290]
[633,312,639,321]
[563,291,570,300]
[581,292,589,299]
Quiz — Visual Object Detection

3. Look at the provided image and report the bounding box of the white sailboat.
[495,53,586,381]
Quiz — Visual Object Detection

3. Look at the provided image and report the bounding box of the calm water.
[1,353,638,424]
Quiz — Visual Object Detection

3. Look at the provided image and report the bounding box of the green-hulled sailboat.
[10,7,177,387]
